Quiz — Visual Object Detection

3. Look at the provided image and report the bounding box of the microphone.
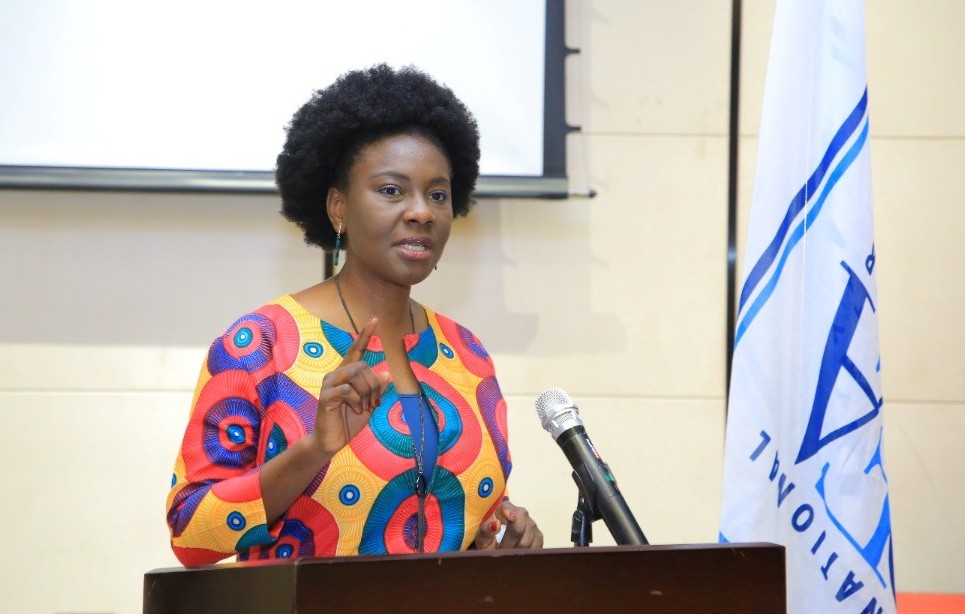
[536,387,648,546]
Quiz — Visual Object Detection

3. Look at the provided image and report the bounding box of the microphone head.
[535,387,583,440]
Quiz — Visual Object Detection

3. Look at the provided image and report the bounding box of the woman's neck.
[333,264,414,336]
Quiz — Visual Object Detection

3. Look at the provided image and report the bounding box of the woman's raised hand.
[311,317,392,454]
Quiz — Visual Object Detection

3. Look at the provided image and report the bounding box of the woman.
[166,64,542,565]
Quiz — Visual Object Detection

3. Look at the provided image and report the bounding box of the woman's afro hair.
[275,64,481,249]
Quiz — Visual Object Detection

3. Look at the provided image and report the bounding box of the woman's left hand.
[473,500,544,550]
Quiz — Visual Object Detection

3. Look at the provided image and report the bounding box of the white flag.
[720,1,895,612]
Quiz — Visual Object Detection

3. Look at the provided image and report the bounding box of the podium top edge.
[144,542,784,576]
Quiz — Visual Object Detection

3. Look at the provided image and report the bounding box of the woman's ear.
[326,187,344,231]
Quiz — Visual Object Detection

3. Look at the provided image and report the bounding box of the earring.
[333,223,342,266]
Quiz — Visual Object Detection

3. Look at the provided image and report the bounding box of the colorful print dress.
[166,295,511,566]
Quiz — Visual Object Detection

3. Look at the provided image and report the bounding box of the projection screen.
[0,0,569,197]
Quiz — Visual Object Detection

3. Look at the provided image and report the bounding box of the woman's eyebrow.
[370,170,451,185]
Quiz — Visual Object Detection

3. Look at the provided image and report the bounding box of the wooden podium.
[144,543,785,613]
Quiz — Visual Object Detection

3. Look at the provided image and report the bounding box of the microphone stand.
[568,468,649,547]
[570,486,594,547]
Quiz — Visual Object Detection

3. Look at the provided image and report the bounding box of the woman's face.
[331,133,454,288]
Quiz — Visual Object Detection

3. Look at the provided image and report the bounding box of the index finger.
[494,500,518,523]
[344,316,378,364]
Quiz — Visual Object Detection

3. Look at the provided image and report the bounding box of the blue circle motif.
[203,398,260,468]
[227,511,246,531]
[233,327,253,348]
[276,544,294,558]
[170,474,177,488]
[339,485,360,506]
[226,424,246,444]
[265,424,288,462]
[478,477,494,498]
[439,343,454,359]
[303,342,323,358]
[403,513,424,550]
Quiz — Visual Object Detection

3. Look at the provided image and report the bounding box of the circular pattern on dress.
[226,424,246,444]
[339,485,361,506]
[274,518,314,559]
[286,497,339,559]
[359,467,465,554]
[458,454,505,528]
[439,343,454,359]
[202,397,259,468]
[290,315,344,393]
[236,498,339,559]
[264,423,289,462]
[401,513,423,550]
[227,511,246,531]
[360,473,439,554]
[233,327,253,348]
[209,315,269,373]
[318,454,385,525]
[187,370,260,481]
[433,313,493,378]
[207,305,300,378]
[478,477,494,498]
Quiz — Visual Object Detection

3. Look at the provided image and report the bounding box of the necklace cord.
[334,273,415,335]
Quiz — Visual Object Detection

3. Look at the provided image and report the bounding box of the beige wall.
[1,1,962,612]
